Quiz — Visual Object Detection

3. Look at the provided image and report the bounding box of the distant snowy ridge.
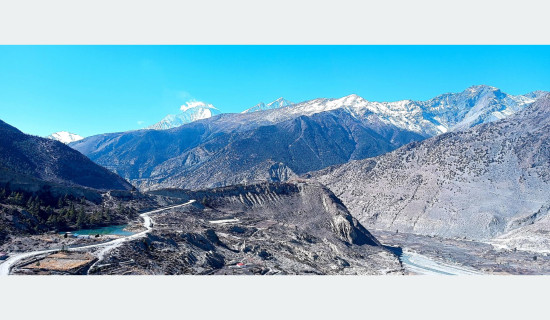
[242,97,294,113]
[46,131,84,144]
[145,86,544,134]
[258,85,547,137]
[148,100,221,130]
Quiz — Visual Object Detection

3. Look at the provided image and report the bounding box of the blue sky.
[0,45,549,137]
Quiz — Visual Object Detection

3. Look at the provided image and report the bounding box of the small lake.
[61,224,134,236]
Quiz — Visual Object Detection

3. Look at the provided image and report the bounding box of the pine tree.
[12,192,24,206]
[105,208,112,224]
[76,206,87,228]
[26,196,34,209]
[46,213,57,227]
[68,203,76,223]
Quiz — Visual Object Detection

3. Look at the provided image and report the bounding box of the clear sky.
[0,45,549,137]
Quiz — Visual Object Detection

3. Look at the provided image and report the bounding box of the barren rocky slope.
[90,182,403,275]
[310,94,550,242]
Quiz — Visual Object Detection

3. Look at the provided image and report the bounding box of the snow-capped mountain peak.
[254,86,548,137]
[269,97,293,107]
[180,100,219,113]
[148,100,221,130]
[337,93,368,106]
[466,84,498,92]
[46,131,84,144]
[242,97,294,113]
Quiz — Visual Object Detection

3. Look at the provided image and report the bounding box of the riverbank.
[374,230,550,275]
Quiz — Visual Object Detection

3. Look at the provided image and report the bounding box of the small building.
[0,252,8,260]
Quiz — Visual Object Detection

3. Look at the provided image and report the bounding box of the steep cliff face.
[310,94,550,241]
[188,182,382,246]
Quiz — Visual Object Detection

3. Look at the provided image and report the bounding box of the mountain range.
[70,104,425,190]
[263,85,544,137]
[70,85,547,191]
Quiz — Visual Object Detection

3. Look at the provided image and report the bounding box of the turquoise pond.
[60,224,134,236]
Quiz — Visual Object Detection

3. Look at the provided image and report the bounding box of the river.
[399,250,483,275]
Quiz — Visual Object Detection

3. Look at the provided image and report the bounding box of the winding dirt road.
[0,200,195,276]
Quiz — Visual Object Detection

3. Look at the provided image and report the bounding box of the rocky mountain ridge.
[71,85,547,193]
[309,94,550,243]
[72,108,423,190]
[0,119,132,192]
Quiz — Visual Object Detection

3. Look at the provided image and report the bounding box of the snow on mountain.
[71,85,548,193]
[241,97,294,113]
[46,131,84,144]
[145,86,542,135]
[258,85,546,137]
[148,101,221,130]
